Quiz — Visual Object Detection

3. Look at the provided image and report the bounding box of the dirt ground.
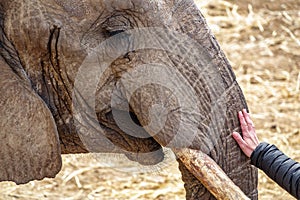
[0,0,299,199]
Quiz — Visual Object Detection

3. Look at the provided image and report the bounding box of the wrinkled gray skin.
[0,0,258,199]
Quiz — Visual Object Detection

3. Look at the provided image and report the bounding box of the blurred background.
[0,0,299,199]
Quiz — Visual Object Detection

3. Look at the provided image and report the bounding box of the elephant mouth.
[72,92,248,199]
[95,108,165,166]
[94,108,249,199]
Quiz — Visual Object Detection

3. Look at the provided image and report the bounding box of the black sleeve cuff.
[250,142,300,199]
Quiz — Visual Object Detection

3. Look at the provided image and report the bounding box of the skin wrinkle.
[0,32,27,81]
[42,24,85,151]
[42,60,69,143]
[40,60,52,107]
[52,50,75,109]
[0,8,29,83]
[44,28,73,132]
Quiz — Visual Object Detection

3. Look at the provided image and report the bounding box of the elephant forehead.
[3,0,179,39]
[53,0,89,17]
[46,0,173,17]
[52,0,175,27]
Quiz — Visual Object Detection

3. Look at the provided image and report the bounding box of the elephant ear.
[0,59,62,184]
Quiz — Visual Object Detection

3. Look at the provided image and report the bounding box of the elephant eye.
[103,13,132,38]
[107,29,125,37]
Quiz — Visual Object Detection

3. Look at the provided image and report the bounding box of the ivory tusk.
[173,148,250,200]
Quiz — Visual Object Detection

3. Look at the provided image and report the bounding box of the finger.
[242,109,255,128]
[238,111,248,134]
[238,111,247,125]
[232,132,252,157]
[232,132,247,148]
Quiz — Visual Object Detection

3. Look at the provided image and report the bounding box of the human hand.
[232,109,260,158]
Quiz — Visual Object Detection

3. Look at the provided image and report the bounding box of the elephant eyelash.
[102,13,133,38]
[106,29,125,37]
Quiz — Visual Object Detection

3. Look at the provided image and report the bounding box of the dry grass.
[0,0,299,199]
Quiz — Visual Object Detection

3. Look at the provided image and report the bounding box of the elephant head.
[0,0,258,199]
